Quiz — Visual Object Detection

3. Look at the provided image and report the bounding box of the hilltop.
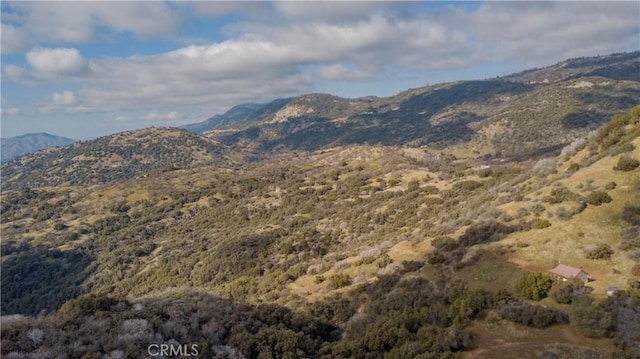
[0,127,233,190]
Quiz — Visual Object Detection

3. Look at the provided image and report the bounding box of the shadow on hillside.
[0,242,94,315]
[399,80,532,115]
[2,290,340,358]
[221,80,532,151]
[561,110,604,130]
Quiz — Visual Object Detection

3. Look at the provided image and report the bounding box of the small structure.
[607,287,624,297]
[548,263,591,283]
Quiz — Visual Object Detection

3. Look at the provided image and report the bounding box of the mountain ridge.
[181,51,639,159]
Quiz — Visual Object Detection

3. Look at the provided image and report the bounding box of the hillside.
[1,132,75,163]
[0,127,234,190]
[1,106,639,358]
[182,51,640,159]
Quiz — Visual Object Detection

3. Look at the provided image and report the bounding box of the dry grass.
[465,319,616,359]
[489,140,640,298]
[387,239,432,262]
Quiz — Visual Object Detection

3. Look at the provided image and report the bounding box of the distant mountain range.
[1,132,75,162]
[183,51,640,159]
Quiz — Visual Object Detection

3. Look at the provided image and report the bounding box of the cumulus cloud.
[1,23,29,54]
[26,47,89,77]
[1,107,21,116]
[2,65,31,82]
[318,64,372,81]
[145,111,181,121]
[6,2,181,45]
[37,15,471,113]
[40,91,80,113]
[272,2,399,22]
[459,2,640,64]
[51,91,77,106]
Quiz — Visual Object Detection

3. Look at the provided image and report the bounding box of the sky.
[1,1,639,140]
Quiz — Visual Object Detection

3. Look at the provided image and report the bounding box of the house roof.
[548,263,587,279]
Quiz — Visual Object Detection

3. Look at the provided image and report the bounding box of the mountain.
[181,102,265,133]
[182,51,640,159]
[1,132,75,162]
[0,127,234,190]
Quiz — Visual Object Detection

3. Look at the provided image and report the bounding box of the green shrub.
[529,218,551,229]
[549,279,587,304]
[517,271,553,301]
[614,156,640,171]
[586,191,612,206]
[499,302,568,328]
[570,298,612,338]
[587,243,614,260]
[328,273,352,289]
[544,187,579,204]
[566,163,580,174]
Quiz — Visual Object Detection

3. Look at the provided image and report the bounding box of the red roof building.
[548,263,591,283]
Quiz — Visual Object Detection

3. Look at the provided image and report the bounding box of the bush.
[544,187,580,204]
[587,243,614,260]
[549,279,588,304]
[529,218,551,229]
[622,205,640,226]
[614,156,640,171]
[570,298,612,338]
[586,191,612,206]
[566,163,580,174]
[328,273,352,289]
[499,301,568,328]
[517,272,553,301]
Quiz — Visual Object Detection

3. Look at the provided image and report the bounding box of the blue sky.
[1,1,639,140]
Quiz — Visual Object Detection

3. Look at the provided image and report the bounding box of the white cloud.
[114,115,132,122]
[26,47,89,77]
[1,107,21,116]
[272,2,408,23]
[6,2,181,45]
[51,91,77,106]
[1,23,29,54]
[318,64,372,81]
[39,91,79,113]
[60,13,473,113]
[2,64,31,82]
[459,2,640,64]
[145,111,180,121]
[190,2,270,18]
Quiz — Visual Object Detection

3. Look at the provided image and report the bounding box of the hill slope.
[1,107,639,358]
[0,127,233,190]
[1,132,75,162]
